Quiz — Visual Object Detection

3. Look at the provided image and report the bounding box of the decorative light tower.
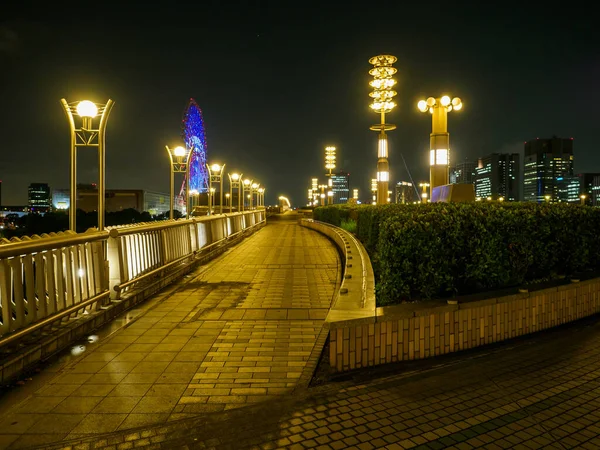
[61,99,114,231]
[258,187,265,207]
[419,182,430,204]
[166,145,192,219]
[353,189,359,201]
[368,55,397,205]
[228,172,243,212]
[325,146,336,205]
[311,178,319,206]
[206,163,225,214]
[371,178,377,205]
[417,95,463,191]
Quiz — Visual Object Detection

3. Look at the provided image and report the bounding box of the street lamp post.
[419,183,430,204]
[166,145,192,220]
[243,179,252,210]
[580,194,587,205]
[206,163,225,214]
[417,95,463,193]
[251,183,259,209]
[258,187,265,208]
[61,99,114,231]
[368,55,398,205]
[228,173,243,212]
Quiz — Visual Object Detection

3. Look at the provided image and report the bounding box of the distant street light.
[369,55,397,205]
[166,145,192,219]
[417,95,463,194]
[61,98,114,231]
[545,195,551,202]
[206,163,225,214]
[580,194,587,205]
[243,179,252,211]
[228,172,243,212]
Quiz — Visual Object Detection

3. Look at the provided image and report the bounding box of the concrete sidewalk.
[0,220,340,449]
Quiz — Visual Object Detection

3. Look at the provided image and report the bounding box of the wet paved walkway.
[0,219,340,449]
[34,313,600,450]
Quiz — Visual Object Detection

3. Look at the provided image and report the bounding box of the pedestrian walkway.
[37,314,600,450]
[0,219,340,449]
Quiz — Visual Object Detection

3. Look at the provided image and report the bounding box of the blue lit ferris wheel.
[182,99,208,193]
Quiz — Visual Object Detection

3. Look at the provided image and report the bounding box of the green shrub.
[340,219,357,234]
[314,203,600,305]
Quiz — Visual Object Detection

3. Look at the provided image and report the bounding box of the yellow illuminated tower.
[417,96,463,191]
[368,55,397,205]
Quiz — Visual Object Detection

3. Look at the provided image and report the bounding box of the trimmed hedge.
[314,203,600,305]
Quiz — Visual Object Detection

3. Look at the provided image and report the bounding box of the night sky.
[0,2,597,206]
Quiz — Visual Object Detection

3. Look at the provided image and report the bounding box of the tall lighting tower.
[417,95,463,191]
[368,55,397,205]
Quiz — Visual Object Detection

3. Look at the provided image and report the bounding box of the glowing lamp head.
[244,179,251,186]
[440,96,451,107]
[231,173,240,181]
[210,163,221,172]
[417,100,428,112]
[173,146,186,157]
[426,97,436,107]
[258,188,264,193]
[76,100,98,118]
[251,183,258,189]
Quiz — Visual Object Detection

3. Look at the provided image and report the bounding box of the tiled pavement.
[32,313,600,449]
[0,220,340,449]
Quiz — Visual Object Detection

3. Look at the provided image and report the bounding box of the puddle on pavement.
[0,302,150,417]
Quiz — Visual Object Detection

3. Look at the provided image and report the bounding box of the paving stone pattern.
[34,313,600,449]
[0,221,339,449]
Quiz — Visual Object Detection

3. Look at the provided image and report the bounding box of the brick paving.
[30,313,600,449]
[0,220,340,449]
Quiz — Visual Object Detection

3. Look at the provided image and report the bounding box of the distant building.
[330,171,350,204]
[578,173,600,206]
[450,160,476,185]
[395,181,416,204]
[52,187,172,215]
[523,137,574,203]
[28,183,52,211]
[474,153,520,201]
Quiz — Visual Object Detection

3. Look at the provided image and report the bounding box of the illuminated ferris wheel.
[179,99,208,199]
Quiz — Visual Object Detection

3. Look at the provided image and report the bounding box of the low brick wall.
[329,279,600,372]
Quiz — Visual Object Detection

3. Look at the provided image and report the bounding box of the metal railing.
[0,211,265,344]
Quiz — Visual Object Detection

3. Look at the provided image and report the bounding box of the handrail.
[108,212,251,237]
[0,230,108,259]
[0,290,110,349]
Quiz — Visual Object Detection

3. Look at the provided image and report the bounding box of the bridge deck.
[0,218,340,449]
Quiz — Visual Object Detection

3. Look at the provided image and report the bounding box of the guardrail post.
[107,229,124,300]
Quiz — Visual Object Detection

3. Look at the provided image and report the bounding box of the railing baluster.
[34,252,48,319]
[0,260,11,336]
[11,257,25,330]
[22,255,35,325]
[46,250,57,315]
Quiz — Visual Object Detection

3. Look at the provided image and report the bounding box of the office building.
[578,173,600,206]
[52,186,172,215]
[395,181,416,204]
[523,137,574,203]
[28,183,52,211]
[450,160,476,185]
[474,153,520,200]
[330,171,350,204]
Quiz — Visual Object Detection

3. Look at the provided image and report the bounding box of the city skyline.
[0,3,596,206]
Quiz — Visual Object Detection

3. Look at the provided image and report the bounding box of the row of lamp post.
[165,148,265,219]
